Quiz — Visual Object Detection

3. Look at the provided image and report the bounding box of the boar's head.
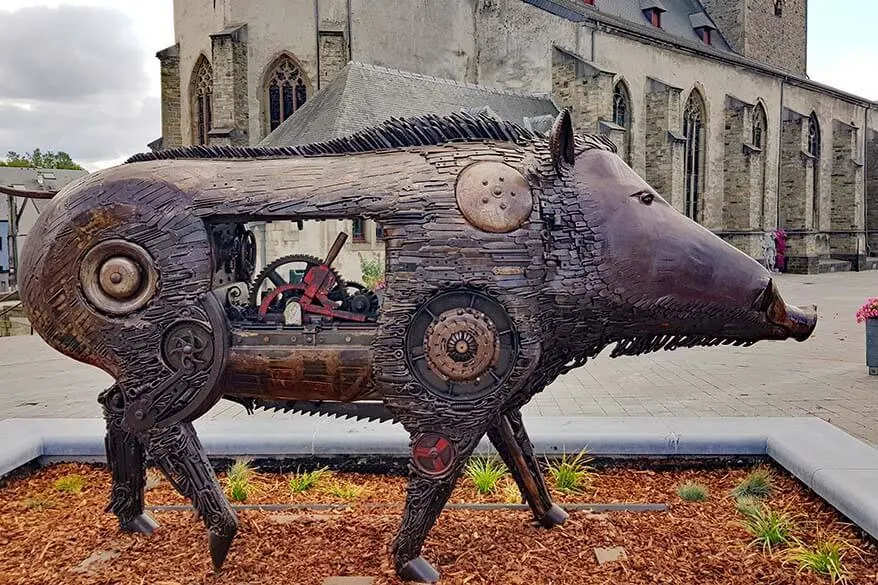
[546,110,816,358]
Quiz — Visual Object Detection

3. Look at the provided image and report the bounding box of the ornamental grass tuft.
[742,503,795,553]
[53,474,85,494]
[289,467,330,494]
[732,467,773,500]
[785,539,855,584]
[546,450,595,494]
[676,481,709,502]
[225,459,255,503]
[324,480,365,501]
[464,456,508,495]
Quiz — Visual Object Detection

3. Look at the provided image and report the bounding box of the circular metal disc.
[412,433,457,478]
[79,239,158,316]
[455,162,533,233]
[424,308,499,382]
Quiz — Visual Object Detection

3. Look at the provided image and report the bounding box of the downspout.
[590,21,596,63]
[314,0,321,90]
[774,76,787,230]
[347,0,353,62]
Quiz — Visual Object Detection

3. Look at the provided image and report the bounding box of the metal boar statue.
[18,109,817,582]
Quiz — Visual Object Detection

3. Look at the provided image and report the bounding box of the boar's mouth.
[608,280,817,358]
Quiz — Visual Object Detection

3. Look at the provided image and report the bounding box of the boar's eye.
[634,191,655,205]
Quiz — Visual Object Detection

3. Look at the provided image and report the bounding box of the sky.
[0,0,875,171]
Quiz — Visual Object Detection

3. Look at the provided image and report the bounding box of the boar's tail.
[0,185,57,199]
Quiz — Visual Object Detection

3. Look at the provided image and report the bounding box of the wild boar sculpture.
[18,110,817,583]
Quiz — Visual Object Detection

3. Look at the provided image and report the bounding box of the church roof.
[523,0,732,52]
[260,62,559,147]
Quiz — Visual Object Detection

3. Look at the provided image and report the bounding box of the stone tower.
[700,0,807,75]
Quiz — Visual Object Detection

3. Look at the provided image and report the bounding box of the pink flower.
[856,297,878,323]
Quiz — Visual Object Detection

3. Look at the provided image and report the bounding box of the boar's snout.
[757,280,818,342]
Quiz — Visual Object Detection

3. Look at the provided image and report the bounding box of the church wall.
[348,0,477,85]
[175,0,226,145]
[782,84,868,269]
[229,0,319,143]
[590,28,783,238]
[471,0,581,94]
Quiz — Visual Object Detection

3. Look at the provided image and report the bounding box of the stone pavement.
[1,272,876,444]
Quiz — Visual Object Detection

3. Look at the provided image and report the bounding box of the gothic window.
[683,90,706,222]
[613,83,629,129]
[192,57,213,145]
[612,81,632,162]
[775,0,784,16]
[752,104,767,149]
[809,112,821,229]
[266,56,309,133]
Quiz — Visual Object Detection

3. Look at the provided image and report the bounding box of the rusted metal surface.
[17,110,818,583]
[424,308,499,382]
[455,161,533,233]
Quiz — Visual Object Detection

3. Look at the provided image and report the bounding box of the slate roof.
[522,0,732,52]
[261,62,559,147]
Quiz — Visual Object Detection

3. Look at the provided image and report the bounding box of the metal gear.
[340,281,380,315]
[247,254,347,311]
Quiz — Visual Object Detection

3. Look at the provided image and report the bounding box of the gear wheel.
[247,254,347,310]
[339,281,380,315]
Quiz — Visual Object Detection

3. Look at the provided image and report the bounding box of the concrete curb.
[1,415,877,540]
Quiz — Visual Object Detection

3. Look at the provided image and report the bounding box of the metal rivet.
[493,186,503,195]
[290,336,297,343]
[345,336,352,343]
[482,197,489,204]
[500,202,508,210]
[263,336,270,343]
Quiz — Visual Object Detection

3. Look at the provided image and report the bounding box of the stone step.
[863,257,878,271]
[818,259,852,273]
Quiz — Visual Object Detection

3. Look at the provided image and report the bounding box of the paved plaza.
[1,272,876,444]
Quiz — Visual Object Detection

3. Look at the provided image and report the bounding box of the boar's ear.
[549,109,576,172]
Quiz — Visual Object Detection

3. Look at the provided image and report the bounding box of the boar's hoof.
[539,504,569,529]
[121,513,159,535]
[399,556,440,584]
[208,530,236,572]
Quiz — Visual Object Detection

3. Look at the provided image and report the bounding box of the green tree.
[1,149,84,170]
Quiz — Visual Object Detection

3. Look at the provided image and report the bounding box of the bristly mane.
[127,111,539,164]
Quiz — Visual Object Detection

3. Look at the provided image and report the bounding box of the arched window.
[191,56,213,146]
[612,81,632,162]
[752,103,767,149]
[808,112,821,228]
[683,90,706,222]
[613,83,630,128]
[266,56,309,133]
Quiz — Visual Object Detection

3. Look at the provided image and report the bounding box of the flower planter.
[868,318,878,375]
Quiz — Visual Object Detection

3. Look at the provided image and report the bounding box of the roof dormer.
[640,0,667,28]
[689,12,718,45]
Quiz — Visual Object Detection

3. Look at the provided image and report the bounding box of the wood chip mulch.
[0,462,876,584]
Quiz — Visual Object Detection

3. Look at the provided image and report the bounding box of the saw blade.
[251,399,397,424]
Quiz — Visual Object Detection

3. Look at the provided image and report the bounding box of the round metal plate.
[455,162,533,233]
[405,290,519,402]
[79,239,158,316]
[412,433,457,478]
[424,308,499,382]
[162,320,215,372]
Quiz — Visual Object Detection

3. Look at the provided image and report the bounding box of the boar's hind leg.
[142,421,237,571]
[99,384,157,534]
[392,432,482,583]
[488,410,568,528]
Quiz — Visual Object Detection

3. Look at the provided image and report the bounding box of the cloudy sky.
[0,0,875,171]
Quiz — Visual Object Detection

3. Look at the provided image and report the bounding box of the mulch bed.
[1,462,876,584]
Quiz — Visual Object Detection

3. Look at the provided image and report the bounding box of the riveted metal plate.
[455,162,532,233]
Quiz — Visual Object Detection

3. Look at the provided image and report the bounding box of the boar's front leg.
[392,431,483,583]
[99,384,157,534]
[142,421,238,571]
[488,409,568,528]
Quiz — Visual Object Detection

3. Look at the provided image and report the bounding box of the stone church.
[154,0,878,274]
